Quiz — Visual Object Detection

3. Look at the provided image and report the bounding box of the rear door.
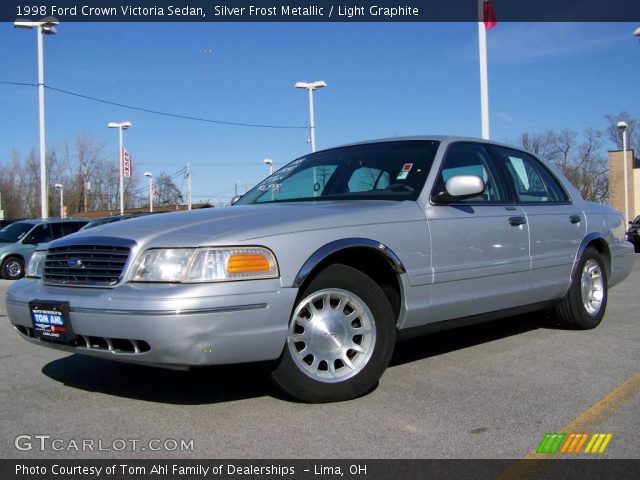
[490,146,585,301]
[427,142,531,322]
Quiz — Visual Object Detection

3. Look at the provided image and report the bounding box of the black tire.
[272,264,396,403]
[1,256,24,280]
[555,247,608,330]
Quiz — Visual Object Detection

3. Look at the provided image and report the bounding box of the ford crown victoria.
[6,137,634,402]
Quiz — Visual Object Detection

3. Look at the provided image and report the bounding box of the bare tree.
[605,112,639,154]
[153,172,184,207]
[514,129,609,203]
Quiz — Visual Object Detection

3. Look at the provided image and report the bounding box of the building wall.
[608,149,637,222]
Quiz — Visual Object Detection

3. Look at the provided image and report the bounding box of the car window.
[0,222,35,243]
[26,224,52,244]
[433,142,506,203]
[493,147,568,203]
[61,222,86,236]
[50,222,64,239]
[348,167,390,192]
[238,141,440,204]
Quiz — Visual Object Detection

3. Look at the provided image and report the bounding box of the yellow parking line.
[498,369,640,480]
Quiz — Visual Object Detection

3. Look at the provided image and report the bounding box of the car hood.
[51,201,425,249]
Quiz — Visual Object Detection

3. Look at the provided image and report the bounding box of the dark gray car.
[6,137,634,402]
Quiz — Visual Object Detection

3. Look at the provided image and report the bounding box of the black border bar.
[4,459,640,480]
[3,1,640,22]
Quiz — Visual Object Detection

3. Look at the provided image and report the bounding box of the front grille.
[43,245,131,287]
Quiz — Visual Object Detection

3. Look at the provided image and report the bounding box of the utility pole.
[186,163,192,210]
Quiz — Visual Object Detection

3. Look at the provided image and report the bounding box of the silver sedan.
[6,137,634,402]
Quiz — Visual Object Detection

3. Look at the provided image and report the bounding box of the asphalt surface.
[1,258,639,459]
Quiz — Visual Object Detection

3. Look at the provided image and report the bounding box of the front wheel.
[1,257,24,280]
[555,247,608,330]
[272,264,396,402]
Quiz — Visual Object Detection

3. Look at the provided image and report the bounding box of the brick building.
[609,149,640,223]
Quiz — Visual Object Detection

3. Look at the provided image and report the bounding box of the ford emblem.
[68,257,83,268]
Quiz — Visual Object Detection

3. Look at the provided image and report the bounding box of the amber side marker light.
[227,253,271,273]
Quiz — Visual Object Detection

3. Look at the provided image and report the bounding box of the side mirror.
[230,195,242,205]
[433,175,485,204]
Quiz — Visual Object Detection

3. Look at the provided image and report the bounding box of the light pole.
[107,121,132,215]
[618,121,630,226]
[263,158,274,175]
[295,81,327,152]
[144,171,153,213]
[54,183,64,218]
[14,16,59,219]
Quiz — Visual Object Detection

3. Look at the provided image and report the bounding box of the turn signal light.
[227,253,271,273]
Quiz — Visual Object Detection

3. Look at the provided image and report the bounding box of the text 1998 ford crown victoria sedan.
[6,137,634,402]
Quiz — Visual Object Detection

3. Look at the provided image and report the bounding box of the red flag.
[483,0,497,30]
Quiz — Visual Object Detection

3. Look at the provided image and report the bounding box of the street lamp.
[618,121,630,226]
[54,183,64,218]
[144,171,153,213]
[14,16,59,219]
[295,81,327,152]
[107,121,132,214]
[263,158,274,175]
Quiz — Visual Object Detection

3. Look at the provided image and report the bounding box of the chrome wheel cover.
[6,260,21,278]
[287,288,376,383]
[581,259,604,315]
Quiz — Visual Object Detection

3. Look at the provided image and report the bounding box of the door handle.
[570,215,581,224]
[508,216,527,226]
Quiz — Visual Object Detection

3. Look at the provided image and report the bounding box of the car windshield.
[236,140,440,205]
[0,222,35,243]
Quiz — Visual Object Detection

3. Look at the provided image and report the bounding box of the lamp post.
[14,16,59,219]
[618,121,630,226]
[54,183,64,218]
[144,171,153,213]
[263,158,274,175]
[294,81,327,152]
[107,121,132,215]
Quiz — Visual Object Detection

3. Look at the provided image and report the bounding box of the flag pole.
[478,1,490,140]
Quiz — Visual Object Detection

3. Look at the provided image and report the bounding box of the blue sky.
[1,22,639,203]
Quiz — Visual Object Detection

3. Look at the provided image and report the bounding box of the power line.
[0,81,308,130]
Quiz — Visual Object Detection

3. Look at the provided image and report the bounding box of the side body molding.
[292,238,406,288]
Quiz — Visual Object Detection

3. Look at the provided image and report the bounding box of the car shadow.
[42,356,286,405]
[390,309,555,368]
[41,310,557,404]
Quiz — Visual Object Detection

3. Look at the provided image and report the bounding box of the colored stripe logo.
[536,433,613,454]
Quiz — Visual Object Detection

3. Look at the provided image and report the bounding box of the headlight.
[26,250,47,278]
[132,247,278,283]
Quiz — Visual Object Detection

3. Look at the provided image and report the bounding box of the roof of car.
[333,135,520,151]
[13,217,88,225]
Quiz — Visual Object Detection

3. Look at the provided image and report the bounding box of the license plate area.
[29,301,75,344]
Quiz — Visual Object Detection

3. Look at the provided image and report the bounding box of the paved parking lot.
[1,258,639,459]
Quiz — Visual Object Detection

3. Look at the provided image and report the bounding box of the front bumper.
[6,278,298,369]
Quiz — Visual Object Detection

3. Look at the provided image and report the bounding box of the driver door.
[426,142,531,322]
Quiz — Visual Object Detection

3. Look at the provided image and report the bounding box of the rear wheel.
[1,257,24,280]
[272,264,396,402]
[555,247,607,329]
